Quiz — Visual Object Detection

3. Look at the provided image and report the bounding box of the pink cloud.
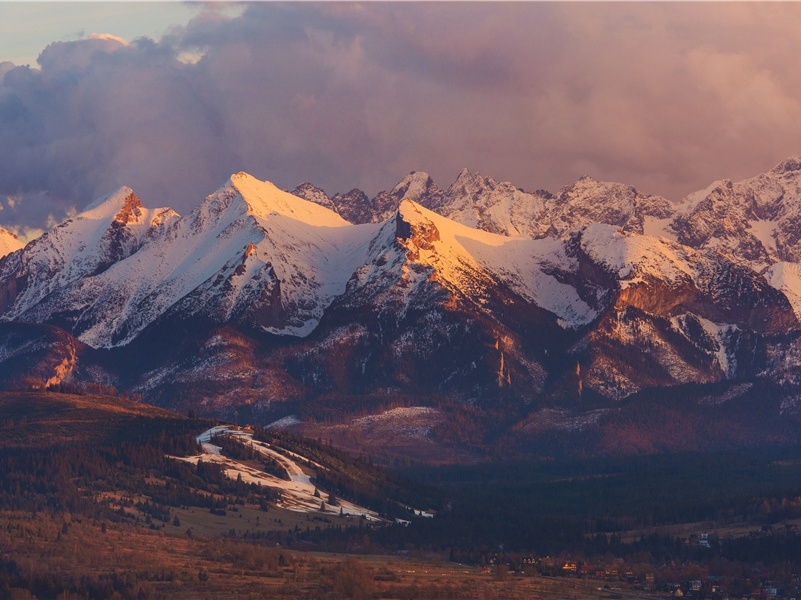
[0,3,800,232]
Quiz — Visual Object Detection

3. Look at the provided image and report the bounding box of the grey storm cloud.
[2,2,801,237]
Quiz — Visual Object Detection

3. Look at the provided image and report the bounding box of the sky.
[1,2,801,241]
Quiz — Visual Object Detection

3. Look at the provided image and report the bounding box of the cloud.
[87,33,129,45]
[1,3,801,233]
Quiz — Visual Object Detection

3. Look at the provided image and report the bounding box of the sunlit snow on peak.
[229,172,350,227]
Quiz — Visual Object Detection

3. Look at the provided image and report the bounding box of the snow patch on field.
[697,383,753,406]
[352,406,441,439]
[521,408,616,433]
[266,415,302,429]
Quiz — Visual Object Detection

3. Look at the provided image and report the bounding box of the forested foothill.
[4,390,801,598]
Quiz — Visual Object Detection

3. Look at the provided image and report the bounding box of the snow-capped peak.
[449,168,493,193]
[82,185,139,216]
[384,199,596,328]
[228,172,350,227]
[289,182,337,212]
[77,186,179,240]
[671,155,801,267]
[390,171,437,203]
[770,156,801,175]
[0,185,179,320]
[576,222,699,284]
[397,198,435,227]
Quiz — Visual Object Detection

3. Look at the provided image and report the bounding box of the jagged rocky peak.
[288,182,336,212]
[24,185,174,258]
[669,155,801,267]
[290,174,441,225]
[446,168,495,199]
[770,155,801,175]
[114,190,144,224]
[425,168,551,237]
[76,185,178,235]
[328,188,371,224]
[81,185,140,215]
[390,171,440,203]
[553,176,674,236]
[394,199,441,249]
[443,167,540,200]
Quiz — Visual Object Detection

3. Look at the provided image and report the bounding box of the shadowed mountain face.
[4,160,801,459]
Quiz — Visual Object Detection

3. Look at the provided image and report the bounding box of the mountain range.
[3,158,801,459]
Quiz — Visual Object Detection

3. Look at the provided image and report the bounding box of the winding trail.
[177,425,383,521]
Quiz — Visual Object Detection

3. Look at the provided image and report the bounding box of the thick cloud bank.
[2,3,801,236]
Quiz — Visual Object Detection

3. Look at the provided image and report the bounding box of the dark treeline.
[281,446,801,568]
[6,390,801,599]
[250,426,441,520]
[0,411,284,523]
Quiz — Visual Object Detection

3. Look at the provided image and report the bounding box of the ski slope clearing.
[182,425,384,521]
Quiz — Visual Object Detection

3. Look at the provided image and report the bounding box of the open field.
[5,391,801,597]
[0,510,669,600]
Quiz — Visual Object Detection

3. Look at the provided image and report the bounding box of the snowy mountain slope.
[0,187,177,318]
[298,169,674,241]
[4,162,801,423]
[671,157,801,269]
[287,202,799,405]
[39,174,380,347]
[765,261,801,318]
[0,226,23,259]
[292,171,441,225]
[423,169,551,238]
[274,201,565,403]
[359,200,597,328]
[299,159,801,279]
[551,177,674,237]
[569,219,797,393]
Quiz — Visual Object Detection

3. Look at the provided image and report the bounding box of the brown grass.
[0,510,669,599]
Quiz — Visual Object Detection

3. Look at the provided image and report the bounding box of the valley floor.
[4,391,801,598]
[0,510,668,599]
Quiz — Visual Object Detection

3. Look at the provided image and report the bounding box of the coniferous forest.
[4,390,801,598]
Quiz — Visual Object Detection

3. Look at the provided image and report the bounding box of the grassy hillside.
[6,391,801,598]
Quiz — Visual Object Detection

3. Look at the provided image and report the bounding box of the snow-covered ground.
[765,261,801,319]
[175,425,383,521]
